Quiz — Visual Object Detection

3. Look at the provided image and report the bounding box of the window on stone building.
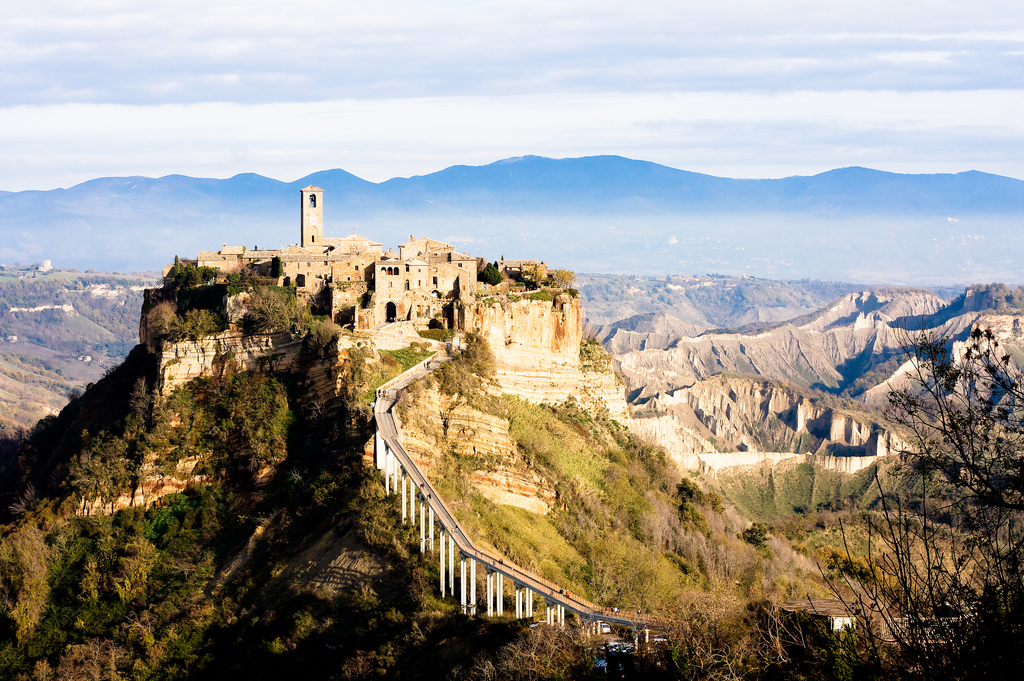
[406,264,410,272]
[405,281,410,290]
[309,194,316,208]
[433,276,438,286]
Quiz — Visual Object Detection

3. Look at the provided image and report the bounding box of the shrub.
[549,269,576,288]
[579,339,611,372]
[479,262,502,286]
[418,328,453,341]
[306,320,342,359]
[174,308,226,341]
[226,269,257,296]
[147,300,178,341]
[242,287,308,334]
[526,290,553,302]
[740,522,770,548]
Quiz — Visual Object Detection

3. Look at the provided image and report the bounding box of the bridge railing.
[372,349,664,630]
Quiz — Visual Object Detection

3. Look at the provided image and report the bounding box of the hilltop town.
[184,185,547,330]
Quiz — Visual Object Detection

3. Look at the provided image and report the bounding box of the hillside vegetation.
[0,312,895,680]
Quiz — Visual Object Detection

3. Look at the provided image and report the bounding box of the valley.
[0,267,157,434]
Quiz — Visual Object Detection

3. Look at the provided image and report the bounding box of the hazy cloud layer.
[6,1,1024,104]
[3,1,1024,190]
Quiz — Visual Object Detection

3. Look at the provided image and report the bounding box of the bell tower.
[300,185,324,248]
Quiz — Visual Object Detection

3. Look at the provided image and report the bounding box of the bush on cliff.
[241,286,309,335]
[305,319,342,360]
[431,332,494,401]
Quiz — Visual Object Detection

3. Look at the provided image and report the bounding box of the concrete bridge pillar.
[439,527,446,595]
[515,585,522,619]
[460,556,467,613]
[448,534,455,595]
[496,573,503,616]
[470,559,477,615]
[384,449,392,495]
[419,496,425,552]
[388,449,395,495]
[401,468,407,524]
[374,428,385,470]
[428,504,434,552]
[527,588,534,617]
[486,569,494,617]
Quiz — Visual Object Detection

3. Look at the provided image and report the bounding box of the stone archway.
[385,301,397,323]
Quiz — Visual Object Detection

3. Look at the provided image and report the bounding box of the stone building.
[188,186,481,329]
[497,258,547,282]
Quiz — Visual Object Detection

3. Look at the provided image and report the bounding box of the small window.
[433,276,438,286]
[311,235,315,243]
[405,264,410,273]
[309,194,316,208]
[405,281,410,290]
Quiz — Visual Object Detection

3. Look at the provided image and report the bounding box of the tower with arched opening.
[300,185,324,248]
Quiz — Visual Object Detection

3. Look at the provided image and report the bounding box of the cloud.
[3,1,1024,106]
[2,1,1024,188]
[4,90,1024,190]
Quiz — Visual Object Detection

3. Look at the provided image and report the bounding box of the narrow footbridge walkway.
[372,348,670,633]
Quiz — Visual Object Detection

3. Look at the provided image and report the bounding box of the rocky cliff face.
[632,374,904,475]
[467,295,629,421]
[78,452,207,516]
[395,385,556,515]
[153,331,307,394]
[614,288,950,401]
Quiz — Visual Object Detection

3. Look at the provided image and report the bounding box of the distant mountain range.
[3,155,1023,283]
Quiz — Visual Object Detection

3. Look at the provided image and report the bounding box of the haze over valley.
[4,156,1024,285]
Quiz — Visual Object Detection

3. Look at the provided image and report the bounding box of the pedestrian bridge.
[372,348,670,633]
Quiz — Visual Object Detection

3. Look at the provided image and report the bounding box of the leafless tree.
[842,326,1024,679]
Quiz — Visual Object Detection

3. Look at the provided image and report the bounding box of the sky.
[3,0,1024,191]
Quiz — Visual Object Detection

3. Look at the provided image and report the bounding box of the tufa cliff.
[467,295,629,421]
[394,384,556,515]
